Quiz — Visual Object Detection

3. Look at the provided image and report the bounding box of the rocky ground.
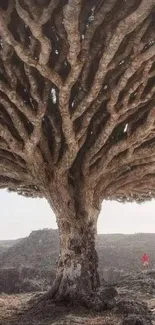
[0,294,154,325]
[1,278,155,325]
[0,293,123,325]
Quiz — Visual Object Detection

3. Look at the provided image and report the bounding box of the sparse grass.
[0,293,32,325]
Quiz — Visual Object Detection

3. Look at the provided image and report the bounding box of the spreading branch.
[0,0,155,204]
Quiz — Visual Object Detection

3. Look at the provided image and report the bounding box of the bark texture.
[47,180,101,303]
[0,0,155,306]
[55,219,100,300]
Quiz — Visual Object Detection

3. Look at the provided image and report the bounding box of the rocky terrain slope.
[0,239,20,254]
[1,230,155,273]
[1,230,155,293]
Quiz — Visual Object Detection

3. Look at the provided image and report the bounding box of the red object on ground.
[141,253,149,263]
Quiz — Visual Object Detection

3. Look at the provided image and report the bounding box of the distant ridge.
[0,238,21,254]
[1,230,155,278]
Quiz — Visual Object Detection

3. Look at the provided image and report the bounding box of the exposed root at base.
[28,280,117,312]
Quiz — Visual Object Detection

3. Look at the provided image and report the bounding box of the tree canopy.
[0,0,155,204]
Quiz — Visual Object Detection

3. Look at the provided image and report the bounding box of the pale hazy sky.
[1,189,155,240]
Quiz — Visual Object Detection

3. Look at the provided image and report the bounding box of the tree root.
[28,279,117,312]
[79,286,117,311]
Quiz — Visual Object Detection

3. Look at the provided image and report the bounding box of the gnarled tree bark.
[45,178,101,305]
[55,217,99,301]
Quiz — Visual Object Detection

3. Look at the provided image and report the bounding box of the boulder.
[122,314,152,325]
[114,299,148,315]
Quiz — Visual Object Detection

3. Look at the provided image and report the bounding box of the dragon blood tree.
[0,0,155,308]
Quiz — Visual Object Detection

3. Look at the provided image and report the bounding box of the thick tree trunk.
[44,180,116,309]
[54,218,100,301]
